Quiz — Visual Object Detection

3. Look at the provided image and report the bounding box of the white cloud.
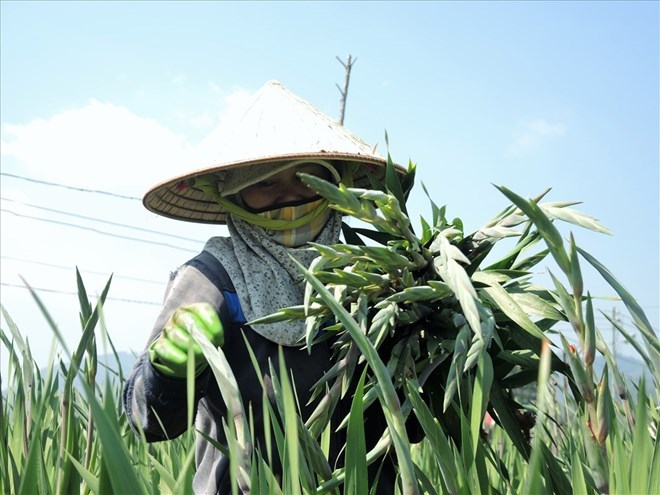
[174,110,216,129]
[508,118,566,155]
[191,112,216,129]
[1,100,191,193]
[195,88,254,163]
[0,89,253,194]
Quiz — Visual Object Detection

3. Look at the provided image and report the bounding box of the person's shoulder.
[183,251,234,291]
[203,235,231,250]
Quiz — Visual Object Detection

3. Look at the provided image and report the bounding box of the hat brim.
[143,152,403,224]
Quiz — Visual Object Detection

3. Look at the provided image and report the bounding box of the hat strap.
[192,176,329,230]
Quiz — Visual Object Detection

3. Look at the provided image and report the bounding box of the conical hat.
[143,80,400,224]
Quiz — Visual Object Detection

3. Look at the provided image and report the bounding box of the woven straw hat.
[143,80,399,224]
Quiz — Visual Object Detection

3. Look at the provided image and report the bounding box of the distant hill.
[62,351,138,390]
[96,350,139,380]
[596,352,652,388]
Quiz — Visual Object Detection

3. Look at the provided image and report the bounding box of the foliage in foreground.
[1,157,659,494]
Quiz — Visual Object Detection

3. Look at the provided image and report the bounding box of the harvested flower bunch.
[249,156,658,494]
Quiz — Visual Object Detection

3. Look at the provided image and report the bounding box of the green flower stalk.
[561,335,595,404]
[595,365,611,444]
[584,294,596,369]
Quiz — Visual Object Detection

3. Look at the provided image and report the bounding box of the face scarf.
[192,158,339,247]
[219,196,332,247]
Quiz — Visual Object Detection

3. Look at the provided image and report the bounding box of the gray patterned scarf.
[203,211,342,346]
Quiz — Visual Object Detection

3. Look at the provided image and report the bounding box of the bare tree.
[336,54,357,125]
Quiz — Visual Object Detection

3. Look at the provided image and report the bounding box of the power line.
[1,282,160,306]
[1,255,165,286]
[1,208,198,254]
[1,196,203,244]
[1,172,141,201]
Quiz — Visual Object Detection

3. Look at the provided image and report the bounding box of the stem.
[56,384,70,495]
[83,383,95,472]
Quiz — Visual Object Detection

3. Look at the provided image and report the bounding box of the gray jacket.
[123,251,336,494]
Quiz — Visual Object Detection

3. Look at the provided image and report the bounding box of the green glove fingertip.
[149,335,190,378]
[183,302,224,348]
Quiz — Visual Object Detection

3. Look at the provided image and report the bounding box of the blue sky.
[1,1,658,367]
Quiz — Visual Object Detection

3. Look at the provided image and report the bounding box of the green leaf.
[193,327,252,490]
[432,233,481,336]
[570,450,590,495]
[470,353,493,463]
[489,381,530,460]
[542,204,612,235]
[480,283,547,342]
[406,381,461,494]
[421,182,447,229]
[341,221,366,246]
[379,284,451,304]
[80,380,145,494]
[511,249,551,272]
[147,456,178,492]
[420,215,433,245]
[496,350,540,369]
[608,424,629,494]
[66,453,100,494]
[508,289,565,322]
[630,377,651,494]
[344,227,397,246]
[496,186,570,276]
[75,267,94,324]
[443,324,470,411]
[277,348,301,495]
[17,409,47,495]
[539,442,572,495]
[385,152,408,216]
[648,426,660,495]
[486,229,542,271]
[412,463,441,495]
[345,369,368,495]
[172,443,197,494]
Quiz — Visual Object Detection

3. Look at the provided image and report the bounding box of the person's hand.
[149,302,224,378]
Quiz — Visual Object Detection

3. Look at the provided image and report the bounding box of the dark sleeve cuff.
[123,353,210,442]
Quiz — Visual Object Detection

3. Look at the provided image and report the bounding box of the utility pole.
[336,54,357,125]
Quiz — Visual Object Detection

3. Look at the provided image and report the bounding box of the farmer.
[123,81,403,493]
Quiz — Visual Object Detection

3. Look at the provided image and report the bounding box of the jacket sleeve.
[122,252,232,442]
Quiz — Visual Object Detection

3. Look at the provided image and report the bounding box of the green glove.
[149,302,224,378]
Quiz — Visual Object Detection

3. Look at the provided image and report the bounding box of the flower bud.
[595,366,611,444]
[584,295,596,368]
[561,335,594,403]
[568,233,583,301]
